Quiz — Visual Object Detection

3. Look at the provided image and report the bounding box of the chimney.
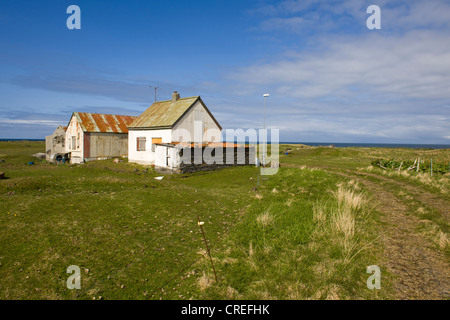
[172,91,180,103]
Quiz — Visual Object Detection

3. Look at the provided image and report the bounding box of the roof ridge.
[151,96,199,103]
[128,96,201,129]
[74,111,137,117]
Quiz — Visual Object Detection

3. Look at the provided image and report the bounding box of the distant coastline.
[1,139,450,149]
[284,142,450,149]
[0,139,45,141]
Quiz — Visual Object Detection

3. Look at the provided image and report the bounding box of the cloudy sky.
[0,0,449,143]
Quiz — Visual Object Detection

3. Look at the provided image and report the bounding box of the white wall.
[172,100,222,143]
[170,147,182,169]
[128,129,172,165]
[66,116,84,164]
[154,145,167,168]
[154,145,182,170]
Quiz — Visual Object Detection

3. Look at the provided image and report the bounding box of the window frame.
[137,137,146,151]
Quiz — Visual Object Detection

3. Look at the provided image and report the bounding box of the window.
[137,137,146,151]
[72,136,76,150]
[77,133,80,149]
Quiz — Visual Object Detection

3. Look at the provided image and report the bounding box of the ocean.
[283,142,450,149]
[0,139,45,141]
[1,139,449,149]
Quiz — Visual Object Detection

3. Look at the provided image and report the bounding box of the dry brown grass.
[256,209,275,228]
[437,231,449,250]
[285,197,295,207]
[197,272,213,291]
[313,203,327,228]
[313,184,372,268]
[332,206,355,245]
[333,184,367,211]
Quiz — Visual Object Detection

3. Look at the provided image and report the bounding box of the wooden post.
[409,158,417,171]
[197,215,218,283]
[431,158,433,177]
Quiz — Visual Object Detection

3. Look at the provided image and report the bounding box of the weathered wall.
[87,132,128,160]
[45,127,67,162]
[66,117,84,164]
[172,100,222,143]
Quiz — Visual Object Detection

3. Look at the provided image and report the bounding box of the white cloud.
[224,1,450,143]
[230,30,450,101]
[253,0,450,33]
[0,118,62,127]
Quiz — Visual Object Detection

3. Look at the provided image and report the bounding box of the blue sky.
[0,0,449,143]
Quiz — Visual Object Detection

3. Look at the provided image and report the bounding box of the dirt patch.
[331,170,449,299]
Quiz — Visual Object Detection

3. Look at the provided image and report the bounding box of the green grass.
[1,141,448,299]
[279,144,450,170]
[0,141,259,299]
[193,168,386,299]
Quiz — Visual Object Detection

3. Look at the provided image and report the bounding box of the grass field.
[0,141,448,299]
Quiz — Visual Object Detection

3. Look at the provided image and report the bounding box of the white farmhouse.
[128,92,222,167]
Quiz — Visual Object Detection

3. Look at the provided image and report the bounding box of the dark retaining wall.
[178,146,256,174]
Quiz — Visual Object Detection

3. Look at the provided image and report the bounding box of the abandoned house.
[128,91,255,172]
[127,91,223,167]
[45,125,67,163]
[66,112,137,164]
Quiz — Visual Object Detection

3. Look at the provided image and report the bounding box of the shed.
[45,125,68,163]
[66,112,137,164]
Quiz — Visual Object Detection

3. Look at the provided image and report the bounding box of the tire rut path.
[331,170,449,299]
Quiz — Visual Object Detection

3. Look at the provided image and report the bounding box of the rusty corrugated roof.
[128,96,199,129]
[72,112,137,133]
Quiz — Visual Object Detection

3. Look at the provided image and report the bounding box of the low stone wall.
[178,146,255,174]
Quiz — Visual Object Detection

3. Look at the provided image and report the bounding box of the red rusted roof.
[72,112,137,133]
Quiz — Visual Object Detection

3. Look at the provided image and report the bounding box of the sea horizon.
[1,139,450,149]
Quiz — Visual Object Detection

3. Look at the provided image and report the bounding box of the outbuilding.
[45,125,68,163]
[66,112,137,164]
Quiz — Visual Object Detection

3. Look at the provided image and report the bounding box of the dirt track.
[284,163,450,299]
[333,169,449,299]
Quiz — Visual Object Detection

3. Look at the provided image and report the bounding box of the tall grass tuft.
[256,209,275,228]
[314,183,372,265]
[332,185,367,211]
